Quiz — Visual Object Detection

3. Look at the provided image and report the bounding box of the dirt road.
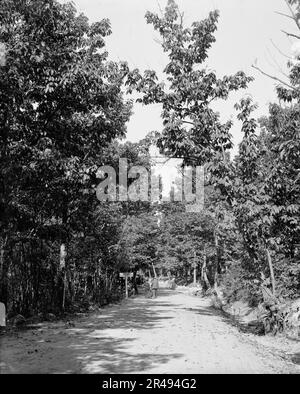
[1,289,299,374]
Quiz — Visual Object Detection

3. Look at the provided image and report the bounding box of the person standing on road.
[170,277,176,290]
[152,277,159,298]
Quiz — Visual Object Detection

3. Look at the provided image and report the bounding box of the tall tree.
[0,0,132,310]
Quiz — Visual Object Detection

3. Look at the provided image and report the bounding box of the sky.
[65,0,297,155]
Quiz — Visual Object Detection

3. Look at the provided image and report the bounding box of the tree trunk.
[152,263,157,278]
[132,270,138,295]
[266,248,276,296]
[0,236,5,273]
[193,266,197,286]
[201,254,211,290]
[214,229,219,290]
[60,243,67,310]
[0,236,9,307]
[193,250,197,285]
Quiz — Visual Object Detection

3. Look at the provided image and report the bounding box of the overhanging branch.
[281,30,300,40]
[251,64,298,92]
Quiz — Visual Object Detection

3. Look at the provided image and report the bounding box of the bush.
[220,261,262,307]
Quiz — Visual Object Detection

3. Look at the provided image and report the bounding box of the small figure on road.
[170,277,176,290]
[152,277,159,298]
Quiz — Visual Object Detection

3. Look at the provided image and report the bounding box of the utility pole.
[125,274,129,299]
[119,272,133,299]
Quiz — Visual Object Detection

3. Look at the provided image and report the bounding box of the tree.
[126,0,252,169]
[0,0,132,312]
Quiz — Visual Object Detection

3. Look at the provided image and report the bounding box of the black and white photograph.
[0,0,300,378]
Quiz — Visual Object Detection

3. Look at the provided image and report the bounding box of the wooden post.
[125,274,128,299]
[0,302,5,327]
[120,273,133,299]
[62,270,67,310]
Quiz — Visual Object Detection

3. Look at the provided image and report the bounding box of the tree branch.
[182,120,195,126]
[251,64,298,91]
[266,45,290,78]
[270,39,293,60]
[281,30,300,40]
[275,10,295,20]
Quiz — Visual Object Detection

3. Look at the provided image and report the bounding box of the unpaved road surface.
[1,289,299,374]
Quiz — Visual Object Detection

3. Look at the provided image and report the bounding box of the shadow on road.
[60,294,182,373]
[0,290,183,374]
[182,307,214,316]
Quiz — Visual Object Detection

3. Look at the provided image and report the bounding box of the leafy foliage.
[126,0,252,167]
[0,0,133,315]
